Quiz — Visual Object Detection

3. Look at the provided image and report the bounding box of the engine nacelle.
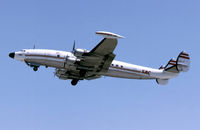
[74,48,89,56]
[54,69,80,80]
[54,69,69,80]
[66,56,80,65]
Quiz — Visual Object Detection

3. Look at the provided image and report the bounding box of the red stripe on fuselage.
[25,54,65,59]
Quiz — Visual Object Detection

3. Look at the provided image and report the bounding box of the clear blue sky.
[1,0,200,130]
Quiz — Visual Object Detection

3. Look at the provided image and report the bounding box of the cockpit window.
[21,49,26,52]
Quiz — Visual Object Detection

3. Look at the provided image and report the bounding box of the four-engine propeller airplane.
[9,31,190,86]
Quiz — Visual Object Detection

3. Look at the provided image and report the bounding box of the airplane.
[9,31,190,86]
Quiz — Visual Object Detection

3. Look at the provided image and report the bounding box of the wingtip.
[96,31,125,39]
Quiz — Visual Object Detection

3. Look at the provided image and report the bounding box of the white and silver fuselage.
[9,49,178,80]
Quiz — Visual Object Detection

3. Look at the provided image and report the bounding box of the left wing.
[78,31,124,75]
[90,38,117,56]
[81,38,117,72]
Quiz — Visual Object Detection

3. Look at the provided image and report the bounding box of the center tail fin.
[156,51,190,85]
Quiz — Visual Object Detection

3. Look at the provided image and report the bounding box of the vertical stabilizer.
[164,51,190,73]
[156,51,190,85]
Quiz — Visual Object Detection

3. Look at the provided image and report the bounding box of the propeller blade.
[72,40,76,53]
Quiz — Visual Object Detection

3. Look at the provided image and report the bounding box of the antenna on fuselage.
[33,44,35,49]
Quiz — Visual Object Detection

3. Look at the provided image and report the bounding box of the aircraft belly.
[25,58,64,68]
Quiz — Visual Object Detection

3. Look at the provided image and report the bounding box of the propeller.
[54,68,58,78]
[53,72,56,77]
[72,40,76,54]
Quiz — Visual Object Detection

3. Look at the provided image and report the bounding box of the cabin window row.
[111,64,123,68]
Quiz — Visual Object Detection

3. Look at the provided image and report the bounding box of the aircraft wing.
[80,38,117,73]
[90,38,117,56]
[78,31,123,74]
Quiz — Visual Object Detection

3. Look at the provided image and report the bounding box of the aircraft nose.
[9,52,15,59]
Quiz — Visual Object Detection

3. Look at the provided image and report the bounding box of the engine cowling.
[65,56,80,65]
[54,69,80,80]
[74,48,89,56]
[54,69,69,80]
